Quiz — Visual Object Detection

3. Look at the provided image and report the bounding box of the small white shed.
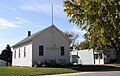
[0,59,7,66]
[71,49,116,64]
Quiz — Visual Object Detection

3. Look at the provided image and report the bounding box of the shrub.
[32,61,39,67]
[33,60,74,68]
[42,60,61,67]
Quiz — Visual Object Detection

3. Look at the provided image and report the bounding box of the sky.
[0,0,86,53]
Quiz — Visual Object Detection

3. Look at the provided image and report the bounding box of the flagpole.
[52,4,53,25]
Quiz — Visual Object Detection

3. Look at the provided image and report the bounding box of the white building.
[71,49,116,64]
[0,59,7,66]
[12,25,70,67]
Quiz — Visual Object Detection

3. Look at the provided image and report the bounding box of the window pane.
[94,54,98,59]
[24,47,26,57]
[61,46,64,56]
[14,50,16,58]
[99,53,102,59]
[39,46,44,56]
[39,46,43,50]
[19,49,20,58]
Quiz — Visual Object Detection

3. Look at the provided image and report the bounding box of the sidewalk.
[43,71,120,76]
[43,72,97,76]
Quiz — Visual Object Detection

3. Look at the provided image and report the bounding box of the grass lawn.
[1,64,120,76]
[0,67,79,76]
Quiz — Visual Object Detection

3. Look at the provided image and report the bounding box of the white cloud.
[72,26,86,34]
[0,18,19,29]
[0,4,16,11]
[18,0,64,16]
[13,17,31,25]
[0,17,32,29]
[19,0,50,12]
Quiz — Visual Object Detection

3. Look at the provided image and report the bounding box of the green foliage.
[64,0,120,62]
[64,0,120,49]
[33,60,73,68]
[0,67,79,76]
[42,60,58,67]
[76,40,90,50]
[0,44,12,65]
[39,60,61,67]
[32,60,39,67]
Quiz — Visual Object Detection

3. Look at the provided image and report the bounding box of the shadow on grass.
[69,65,120,72]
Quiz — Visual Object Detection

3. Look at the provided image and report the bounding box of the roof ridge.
[12,25,70,47]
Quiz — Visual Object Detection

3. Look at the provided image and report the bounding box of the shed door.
[94,53,104,64]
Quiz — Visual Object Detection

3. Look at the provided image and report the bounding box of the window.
[18,49,20,58]
[14,50,16,59]
[39,46,44,56]
[24,47,26,57]
[94,53,102,59]
[99,53,102,59]
[61,46,64,56]
[94,54,98,59]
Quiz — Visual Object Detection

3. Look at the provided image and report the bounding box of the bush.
[63,63,74,67]
[39,60,61,67]
[32,60,74,68]
[32,61,39,67]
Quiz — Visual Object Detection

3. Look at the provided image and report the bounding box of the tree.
[64,32,79,50]
[64,0,120,62]
[0,44,12,65]
[76,40,90,50]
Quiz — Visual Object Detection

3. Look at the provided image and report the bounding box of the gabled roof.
[12,25,70,47]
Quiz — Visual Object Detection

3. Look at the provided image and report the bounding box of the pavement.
[43,71,120,76]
